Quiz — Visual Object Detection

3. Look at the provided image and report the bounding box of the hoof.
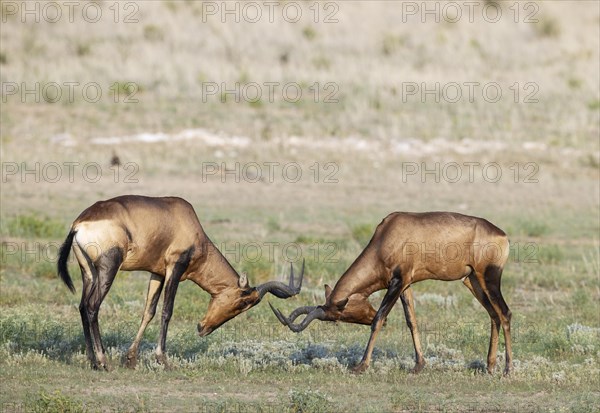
[155,353,169,368]
[125,356,137,369]
[93,362,110,371]
[503,367,511,376]
[351,363,369,375]
[411,361,425,374]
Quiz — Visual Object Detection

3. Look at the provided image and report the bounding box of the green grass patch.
[533,15,561,38]
[289,388,332,413]
[3,214,66,239]
[509,218,549,238]
[241,257,274,284]
[537,244,563,264]
[350,223,373,248]
[28,390,88,413]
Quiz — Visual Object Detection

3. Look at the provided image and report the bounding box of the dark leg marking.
[87,247,123,370]
[156,247,194,366]
[353,268,405,374]
[483,265,512,375]
[463,272,501,374]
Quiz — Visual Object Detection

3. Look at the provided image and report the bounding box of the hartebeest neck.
[329,246,387,303]
[187,238,242,296]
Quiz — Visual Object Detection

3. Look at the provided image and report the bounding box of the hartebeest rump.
[58,195,303,370]
[271,212,512,375]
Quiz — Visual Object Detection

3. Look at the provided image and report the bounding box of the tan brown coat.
[271,212,512,375]
[58,195,303,370]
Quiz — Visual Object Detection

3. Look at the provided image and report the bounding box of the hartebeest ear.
[238,272,248,289]
[324,284,332,299]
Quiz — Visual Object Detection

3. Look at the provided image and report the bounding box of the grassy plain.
[1,1,599,412]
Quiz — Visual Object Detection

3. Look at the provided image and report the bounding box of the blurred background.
[1,1,599,412]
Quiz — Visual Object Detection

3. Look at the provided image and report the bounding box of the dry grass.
[1,1,599,146]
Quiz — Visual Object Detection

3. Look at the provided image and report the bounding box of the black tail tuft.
[58,230,76,293]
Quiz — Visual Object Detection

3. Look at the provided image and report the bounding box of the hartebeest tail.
[57,195,303,371]
[58,229,76,293]
[271,211,512,375]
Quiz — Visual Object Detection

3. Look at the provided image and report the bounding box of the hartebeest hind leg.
[77,264,96,368]
[75,247,123,370]
[352,273,405,374]
[126,273,165,369]
[400,288,425,373]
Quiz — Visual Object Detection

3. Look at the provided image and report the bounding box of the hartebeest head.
[197,260,304,336]
[322,285,378,324]
[269,281,376,333]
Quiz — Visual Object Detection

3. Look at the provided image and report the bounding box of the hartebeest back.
[58,195,303,370]
[271,212,512,375]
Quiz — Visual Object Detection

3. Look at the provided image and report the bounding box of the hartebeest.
[57,195,303,370]
[270,212,512,375]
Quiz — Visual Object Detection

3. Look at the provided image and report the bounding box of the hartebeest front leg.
[155,271,182,366]
[126,273,165,369]
[155,250,192,366]
[352,274,405,374]
[400,287,425,373]
[462,274,500,373]
[476,266,513,375]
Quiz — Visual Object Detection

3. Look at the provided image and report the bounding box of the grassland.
[1,1,599,412]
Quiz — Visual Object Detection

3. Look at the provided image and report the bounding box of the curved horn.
[288,305,318,323]
[269,303,325,333]
[256,259,304,299]
[269,304,318,324]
